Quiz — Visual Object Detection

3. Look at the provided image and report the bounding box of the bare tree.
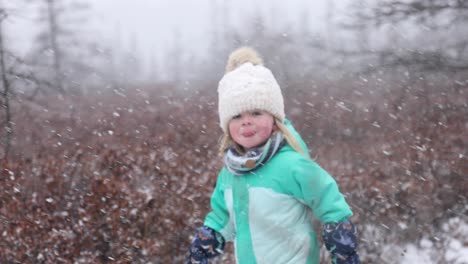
[0,7,12,159]
[45,0,64,93]
[342,0,468,74]
[0,4,45,159]
[28,0,100,94]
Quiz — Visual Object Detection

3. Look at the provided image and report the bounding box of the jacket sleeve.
[289,158,352,223]
[203,170,235,241]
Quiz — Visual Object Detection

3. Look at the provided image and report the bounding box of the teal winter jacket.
[204,120,353,264]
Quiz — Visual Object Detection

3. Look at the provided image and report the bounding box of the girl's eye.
[252,111,262,116]
[232,114,241,119]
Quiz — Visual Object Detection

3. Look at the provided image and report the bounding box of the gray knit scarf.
[223,132,285,175]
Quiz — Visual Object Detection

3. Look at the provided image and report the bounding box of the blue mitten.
[186,226,225,264]
[322,219,361,264]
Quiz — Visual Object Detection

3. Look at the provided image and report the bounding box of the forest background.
[0,0,467,263]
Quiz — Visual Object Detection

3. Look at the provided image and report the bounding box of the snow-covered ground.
[368,217,468,264]
[401,217,468,264]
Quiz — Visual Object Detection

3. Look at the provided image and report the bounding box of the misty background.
[7,0,335,75]
[0,0,467,263]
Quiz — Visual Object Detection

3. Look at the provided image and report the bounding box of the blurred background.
[0,0,467,263]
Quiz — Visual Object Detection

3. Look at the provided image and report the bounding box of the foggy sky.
[5,0,350,74]
[91,0,332,60]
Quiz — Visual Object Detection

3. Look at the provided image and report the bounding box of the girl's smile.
[228,110,275,150]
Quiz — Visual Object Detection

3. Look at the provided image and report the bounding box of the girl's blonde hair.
[218,118,306,156]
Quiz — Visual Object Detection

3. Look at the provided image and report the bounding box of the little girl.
[186,47,360,264]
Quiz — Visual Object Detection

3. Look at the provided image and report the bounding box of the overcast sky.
[4,0,350,75]
[91,0,334,58]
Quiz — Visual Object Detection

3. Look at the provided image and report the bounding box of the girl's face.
[228,110,276,150]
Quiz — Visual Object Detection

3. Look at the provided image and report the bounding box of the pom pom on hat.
[218,47,285,133]
[225,47,264,73]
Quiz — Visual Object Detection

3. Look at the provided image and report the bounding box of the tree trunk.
[47,0,65,93]
[0,12,12,160]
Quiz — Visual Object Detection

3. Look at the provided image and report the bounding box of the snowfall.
[370,217,468,264]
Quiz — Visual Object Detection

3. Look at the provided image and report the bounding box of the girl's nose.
[241,115,252,126]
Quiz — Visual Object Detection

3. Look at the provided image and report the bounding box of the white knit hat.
[218,47,285,133]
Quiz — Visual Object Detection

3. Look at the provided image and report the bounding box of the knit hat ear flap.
[217,47,285,133]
